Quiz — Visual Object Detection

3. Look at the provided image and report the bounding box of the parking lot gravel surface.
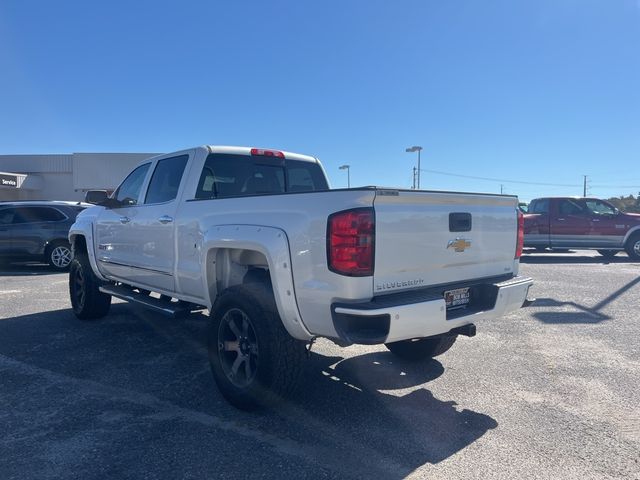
[1,251,639,479]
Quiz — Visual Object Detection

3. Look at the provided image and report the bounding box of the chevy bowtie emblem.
[447,238,471,252]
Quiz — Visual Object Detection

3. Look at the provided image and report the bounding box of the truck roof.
[206,145,318,164]
[531,196,605,201]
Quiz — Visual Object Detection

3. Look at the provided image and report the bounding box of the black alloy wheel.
[217,307,260,388]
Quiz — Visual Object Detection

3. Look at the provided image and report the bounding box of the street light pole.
[405,146,423,189]
[339,165,351,188]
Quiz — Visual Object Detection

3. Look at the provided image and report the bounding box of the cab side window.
[585,200,616,216]
[114,163,151,206]
[529,199,549,215]
[558,199,586,216]
[145,155,189,204]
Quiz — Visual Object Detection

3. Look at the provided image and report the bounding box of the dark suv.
[0,201,88,270]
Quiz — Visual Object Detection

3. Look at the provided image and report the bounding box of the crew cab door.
[523,198,551,248]
[550,198,591,248]
[125,153,190,291]
[583,199,626,247]
[95,162,152,280]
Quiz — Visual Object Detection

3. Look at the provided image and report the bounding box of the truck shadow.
[520,251,636,265]
[0,262,62,276]
[531,276,640,324]
[285,350,498,473]
[0,306,497,479]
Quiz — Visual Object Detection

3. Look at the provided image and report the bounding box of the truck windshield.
[195,153,329,199]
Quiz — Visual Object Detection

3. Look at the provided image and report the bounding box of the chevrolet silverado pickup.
[68,145,533,409]
[524,197,640,259]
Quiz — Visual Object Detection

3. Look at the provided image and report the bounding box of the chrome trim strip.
[97,258,173,276]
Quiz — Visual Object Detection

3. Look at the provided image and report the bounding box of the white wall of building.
[0,152,159,202]
[73,153,158,190]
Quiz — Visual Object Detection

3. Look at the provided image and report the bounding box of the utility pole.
[405,146,423,189]
[583,175,587,197]
[412,167,417,189]
[500,184,504,195]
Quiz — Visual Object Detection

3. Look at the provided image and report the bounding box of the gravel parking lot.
[1,251,638,479]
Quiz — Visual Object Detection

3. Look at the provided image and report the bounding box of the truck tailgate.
[373,190,518,295]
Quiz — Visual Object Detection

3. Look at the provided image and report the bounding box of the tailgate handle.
[449,212,472,232]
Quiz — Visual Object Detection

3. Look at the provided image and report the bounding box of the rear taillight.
[515,209,524,259]
[327,208,375,276]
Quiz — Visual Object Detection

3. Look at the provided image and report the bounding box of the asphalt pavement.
[1,251,639,479]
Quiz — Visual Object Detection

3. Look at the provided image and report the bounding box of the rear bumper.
[330,275,533,345]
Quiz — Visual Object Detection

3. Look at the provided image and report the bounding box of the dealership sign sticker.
[0,174,18,187]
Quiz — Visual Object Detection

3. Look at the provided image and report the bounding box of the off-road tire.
[47,240,73,270]
[597,250,618,258]
[625,233,640,260]
[208,284,306,410]
[385,334,458,361]
[69,252,111,320]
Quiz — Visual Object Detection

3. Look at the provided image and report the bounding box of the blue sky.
[1,0,638,201]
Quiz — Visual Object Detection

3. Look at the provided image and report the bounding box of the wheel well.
[206,248,271,305]
[45,238,71,255]
[624,227,640,244]
[70,235,88,257]
[627,230,640,242]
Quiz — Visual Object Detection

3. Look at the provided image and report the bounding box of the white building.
[0,153,158,202]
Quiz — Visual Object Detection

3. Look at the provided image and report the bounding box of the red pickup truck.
[524,197,640,259]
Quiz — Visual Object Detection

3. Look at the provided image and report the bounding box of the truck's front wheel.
[208,285,306,410]
[385,334,457,361]
[69,253,111,320]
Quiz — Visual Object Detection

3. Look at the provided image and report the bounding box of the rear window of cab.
[195,153,329,199]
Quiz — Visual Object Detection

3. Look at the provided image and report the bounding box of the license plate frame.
[444,287,471,310]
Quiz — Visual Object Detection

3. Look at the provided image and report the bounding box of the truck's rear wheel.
[208,284,306,410]
[69,253,111,320]
[625,233,640,260]
[385,334,457,361]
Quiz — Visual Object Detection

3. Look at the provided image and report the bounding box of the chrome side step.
[99,285,204,318]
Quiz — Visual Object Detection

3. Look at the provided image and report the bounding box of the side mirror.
[85,190,108,205]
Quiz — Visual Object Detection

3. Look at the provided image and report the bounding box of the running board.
[99,285,202,318]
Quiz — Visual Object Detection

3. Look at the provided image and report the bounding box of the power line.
[420,169,640,190]
[590,184,640,188]
[419,168,580,187]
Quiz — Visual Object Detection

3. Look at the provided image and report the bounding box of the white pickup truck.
[69,145,532,409]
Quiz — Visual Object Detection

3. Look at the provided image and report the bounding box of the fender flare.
[68,219,108,282]
[202,225,313,341]
[623,225,640,245]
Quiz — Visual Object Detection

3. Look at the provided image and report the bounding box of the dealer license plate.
[444,287,470,310]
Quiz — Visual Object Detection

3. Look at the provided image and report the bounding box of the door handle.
[592,218,600,222]
[158,215,173,224]
[119,216,131,224]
